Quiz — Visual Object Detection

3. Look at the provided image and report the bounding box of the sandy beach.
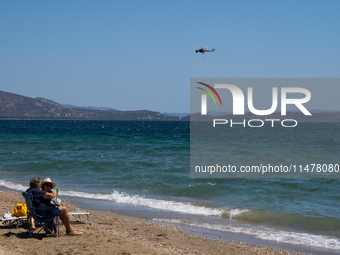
[0,190,308,255]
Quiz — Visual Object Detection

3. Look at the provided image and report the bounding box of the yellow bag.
[12,203,27,217]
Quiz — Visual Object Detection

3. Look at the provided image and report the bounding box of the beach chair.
[21,192,60,237]
[0,215,26,229]
[68,211,92,225]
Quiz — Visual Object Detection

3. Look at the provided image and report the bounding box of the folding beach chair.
[68,211,92,225]
[21,192,60,237]
[0,215,26,228]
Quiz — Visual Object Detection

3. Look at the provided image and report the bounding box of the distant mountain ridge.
[0,91,180,120]
[1,90,339,121]
[62,104,121,111]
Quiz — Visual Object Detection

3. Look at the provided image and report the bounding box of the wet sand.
[0,190,308,255]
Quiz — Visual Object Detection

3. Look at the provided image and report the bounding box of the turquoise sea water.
[0,120,340,251]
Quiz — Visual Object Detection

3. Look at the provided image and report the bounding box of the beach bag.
[12,203,27,217]
[45,216,58,234]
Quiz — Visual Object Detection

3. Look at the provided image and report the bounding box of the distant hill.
[62,106,191,117]
[2,90,337,122]
[0,91,180,120]
[62,104,121,111]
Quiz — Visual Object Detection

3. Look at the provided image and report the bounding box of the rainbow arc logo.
[196,82,222,106]
[196,82,223,111]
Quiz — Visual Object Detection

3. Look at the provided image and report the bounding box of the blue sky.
[1,0,339,113]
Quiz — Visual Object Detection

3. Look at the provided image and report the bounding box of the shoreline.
[0,189,335,255]
[65,196,340,255]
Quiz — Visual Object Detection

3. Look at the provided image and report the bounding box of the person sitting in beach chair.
[41,178,59,234]
[26,177,83,235]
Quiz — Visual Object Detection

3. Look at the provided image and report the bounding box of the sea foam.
[0,179,27,191]
[153,218,340,250]
[63,189,224,216]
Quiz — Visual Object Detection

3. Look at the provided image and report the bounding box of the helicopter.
[195,45,215,54]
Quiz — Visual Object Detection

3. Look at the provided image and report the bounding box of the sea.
[1,119,340,253]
